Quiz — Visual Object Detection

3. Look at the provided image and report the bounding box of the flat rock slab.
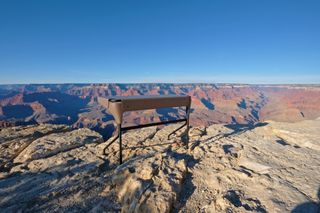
[14,128,102,163]
[239,159,271,174]
[0,124,70,144]
[0,124,71,172]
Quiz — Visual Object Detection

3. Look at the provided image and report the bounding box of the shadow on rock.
[172,171,196,213]
[224,122,268,136]
[168,150,199,213]
[291,187,320,213]
[204,122,269,145]
[224,190,267,213]
[217,122,269,140]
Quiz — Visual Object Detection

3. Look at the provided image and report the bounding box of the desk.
[104,95,191,164]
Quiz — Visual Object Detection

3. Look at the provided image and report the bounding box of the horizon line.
[0,82,320,86]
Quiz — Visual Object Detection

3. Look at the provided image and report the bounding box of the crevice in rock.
[171,151,199,212]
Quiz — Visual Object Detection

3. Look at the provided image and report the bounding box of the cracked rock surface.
[0,120,320,212]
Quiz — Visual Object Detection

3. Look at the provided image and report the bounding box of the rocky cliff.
[0,119,319,212]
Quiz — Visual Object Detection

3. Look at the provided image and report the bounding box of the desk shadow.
[291,187,320,213]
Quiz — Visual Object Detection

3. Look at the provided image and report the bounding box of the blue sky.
[0,0,319,84]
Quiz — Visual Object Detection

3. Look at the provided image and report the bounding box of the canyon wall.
[1,84,320,138]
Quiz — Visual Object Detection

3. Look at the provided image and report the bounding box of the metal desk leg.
[167,122,187,140]
[186,106,190,149]
[119,124,122,165]
[103,125,120,155]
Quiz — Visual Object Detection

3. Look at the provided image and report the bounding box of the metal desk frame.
[103,95,191,165]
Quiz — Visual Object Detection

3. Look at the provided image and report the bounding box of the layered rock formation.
[1,84,320,138]
[0,119,319,212]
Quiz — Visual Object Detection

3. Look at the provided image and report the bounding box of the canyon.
[1,84,320,139]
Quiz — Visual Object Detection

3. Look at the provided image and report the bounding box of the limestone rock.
[110,151,187,213]
[0,120,320,213]
[189,126,206,137]
[239,159,271,174]
[0,124,71,172]
[14,128,102,163]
